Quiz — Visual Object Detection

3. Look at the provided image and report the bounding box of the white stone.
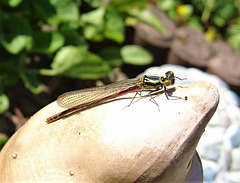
[198,144,221,162]
[224,124,240,148]
[226,106,240,126]
[224,171,240,183]
[202,160,220,182]
[230,148,240,170]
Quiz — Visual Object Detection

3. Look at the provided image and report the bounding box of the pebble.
[224,124,240,148]
[142,65,240,183]
[202,160,220,183]
[230,148,240,170]
[224,171,240,183]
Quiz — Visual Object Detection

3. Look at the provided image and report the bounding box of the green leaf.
[81,6,125,42]
[0,93,9,114]
[0,0,23,7]
[0,56,25,87]
[81,7,105,40]
[227,24,240,51]
[99,47,123,67]
[31,31,65,54]
[48,46,111,79]
[158,0,178,11]
[60,51,111,79]
[212,16,226,27]
[104,7,125,43]
[60,27,88,49]
[50,46,87,73]
[49,0,79,24]
[129,9,166,35]
[188,16,204,32]
[84,0,102,8]
[32,0,79,24]
[62,61,111,79]
[228,34,240,51]
[82,7,105,27]
[111,0,147,12]
[20,72,43,94]
[0,13,32,54]
[121,45,153,65]
[8,0,23,7]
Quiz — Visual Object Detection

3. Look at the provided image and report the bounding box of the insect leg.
[164,86,184,100]
[123,90,142,109]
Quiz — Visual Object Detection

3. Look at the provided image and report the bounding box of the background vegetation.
[159,0,240,48]
[0,0,166,115]
[1,0,240,149]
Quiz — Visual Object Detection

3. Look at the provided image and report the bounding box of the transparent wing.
[57,78,139,108]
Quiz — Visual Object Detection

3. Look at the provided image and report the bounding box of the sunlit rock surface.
[0,81,219,183]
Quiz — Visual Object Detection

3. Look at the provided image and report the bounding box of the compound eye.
[165,71,174,78]
[159,76,164,83]
[164,79,172,86]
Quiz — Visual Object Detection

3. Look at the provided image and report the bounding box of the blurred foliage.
[0,137,8,150]
[0,0,167,114]
[158,0,240,50]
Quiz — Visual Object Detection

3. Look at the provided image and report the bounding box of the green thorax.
[140,75,163,90]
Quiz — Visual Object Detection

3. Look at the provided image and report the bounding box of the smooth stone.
[224,170,240,183]
[224,124,240,148]
[0,81,219,182]
[198,143,221,162]
[230,148,240,170]
[198,126,225,148]
[223,90,240,106]
[208,110,231,128]
[226,106,240,126]
[202,160,220,182]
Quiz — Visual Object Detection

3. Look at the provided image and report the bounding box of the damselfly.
[46,71,185,123]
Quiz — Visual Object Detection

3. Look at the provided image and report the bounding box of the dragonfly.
[46,71,185,123]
